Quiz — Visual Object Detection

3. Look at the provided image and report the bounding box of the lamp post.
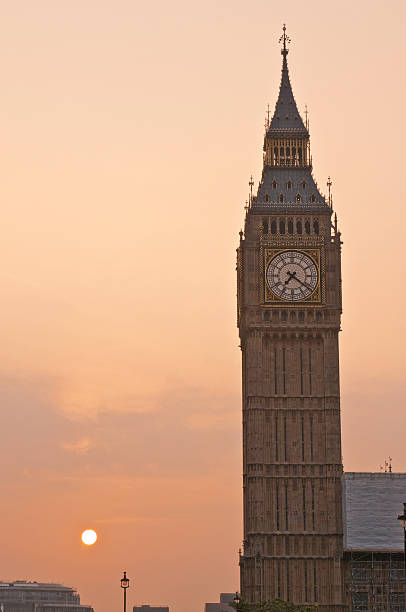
[121,571,130,612]
[397,502,406,579]
[233,593,241,612]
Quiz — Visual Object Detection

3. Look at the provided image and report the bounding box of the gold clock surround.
[263,247,324,305]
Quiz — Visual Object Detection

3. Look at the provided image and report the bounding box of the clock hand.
[285,270,313,291]
[284,271,296,285]
[292,275,313,291]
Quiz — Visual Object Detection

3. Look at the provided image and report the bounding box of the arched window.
[305,219,310,234]
[292,147,296,156]
[280,220,286,234]
[274,147,278,158]
[280,147,284,157]
[279,194,284,203]
[271,220,277,234]
[302,181,306,189]
[298,148,302,163]
[313,219,319,234]
[297,220,302,234]
[288,219,294,234]
[272,180,277,189]
[265,193,269,202]
[263,220,268,234]
[264,311,270,322]
[311,194,316,203]
[298,311,305,322]
[296,194,301,203]
[287,181,292,189]
[286,147,290,157]
[281,310,287,322]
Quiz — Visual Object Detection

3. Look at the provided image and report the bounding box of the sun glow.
[81,529,98,546]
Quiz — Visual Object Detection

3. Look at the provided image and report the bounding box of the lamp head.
[121,571,130,589]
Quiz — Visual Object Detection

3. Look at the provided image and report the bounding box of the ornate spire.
[251,27,328,210]
[267,25,308,136]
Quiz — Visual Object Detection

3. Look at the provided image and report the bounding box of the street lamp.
[233,593,241,611]
[121,571,130,612]
[397,502,406,578]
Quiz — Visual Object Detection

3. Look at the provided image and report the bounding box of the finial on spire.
[249,175,254,204]
[327,176,333,207]
[304,105,309,131]
[279,24,291,56]
[265,104,271,129]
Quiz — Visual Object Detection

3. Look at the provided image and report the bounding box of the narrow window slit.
[274,348,278,395]
[304,563,308,602]
[282,347,286,394]
[310,415,314,462]
[313,564,317,601]
[275,413,279,461]
[311,483,315,530]
[284,414,287,462]
[276,482,280,530]
[302,481,307,531]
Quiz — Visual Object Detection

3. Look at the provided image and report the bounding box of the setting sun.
[81,529,97,546]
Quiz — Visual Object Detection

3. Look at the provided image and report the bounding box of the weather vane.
[279,24,291,55]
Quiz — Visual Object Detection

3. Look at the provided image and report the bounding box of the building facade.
[237,28,345,611]
[0,582,93,612]
[204,593,236,612]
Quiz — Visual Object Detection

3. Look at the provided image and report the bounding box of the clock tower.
[237,28,345,612]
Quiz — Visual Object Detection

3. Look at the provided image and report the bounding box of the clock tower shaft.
[237,30,346,612]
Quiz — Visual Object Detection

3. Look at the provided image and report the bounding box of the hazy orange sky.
[0,2,405,612]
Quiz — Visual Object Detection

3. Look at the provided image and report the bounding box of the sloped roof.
[253,167,328,211]
[267,51,308,137]
[343,472,406,551]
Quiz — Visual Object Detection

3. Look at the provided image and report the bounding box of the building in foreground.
[204,593,235,612]
[0,582,93,612]
[343,473,406,612]
[133,606,169,612]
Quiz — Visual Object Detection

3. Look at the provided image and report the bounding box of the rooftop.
[343,472,406,551]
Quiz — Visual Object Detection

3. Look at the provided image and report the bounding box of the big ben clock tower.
[237,27,345,612]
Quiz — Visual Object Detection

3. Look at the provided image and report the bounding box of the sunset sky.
[1,1,405,612]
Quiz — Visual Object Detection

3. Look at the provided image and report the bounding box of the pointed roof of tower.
[267,26,308,136]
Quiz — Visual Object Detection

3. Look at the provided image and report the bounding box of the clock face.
[266,250,318,301]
